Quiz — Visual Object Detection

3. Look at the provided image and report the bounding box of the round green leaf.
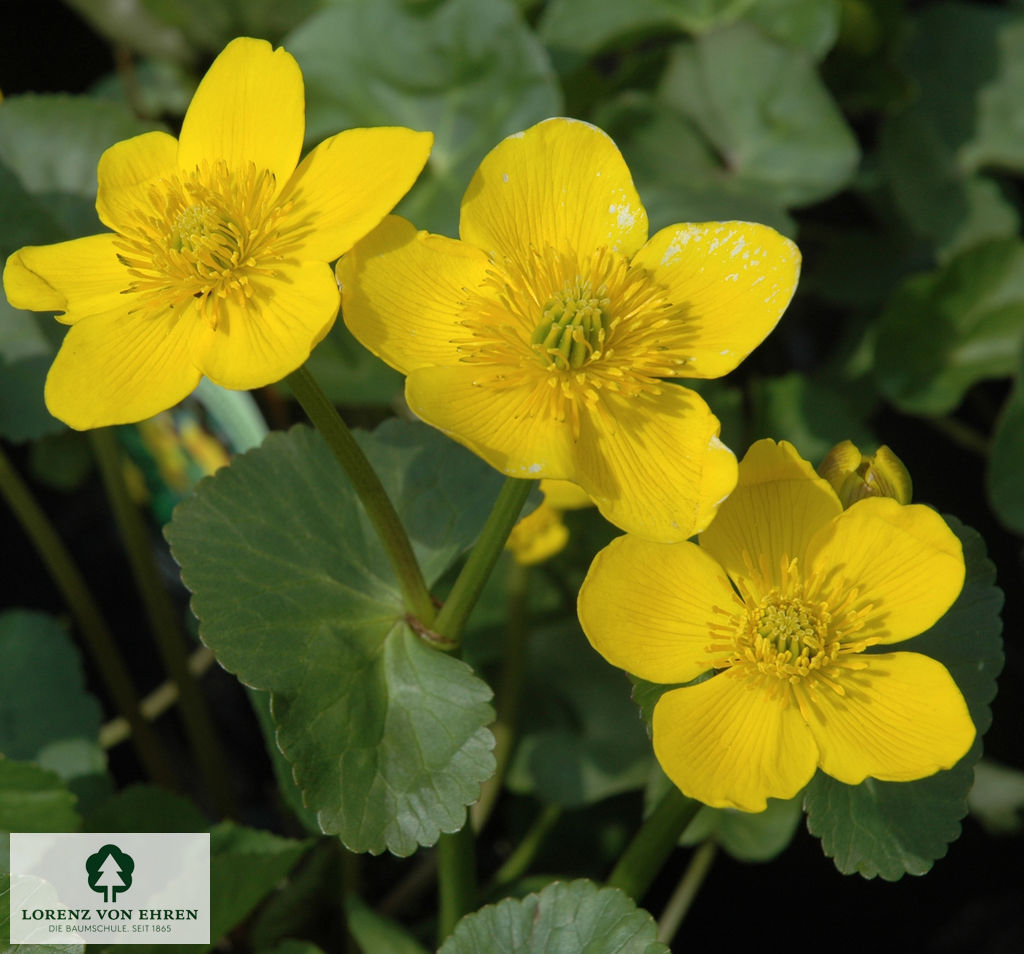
[657,23,859,207]
[438,879,669,954]
[680,796,802,862]
[165,421,508,856]
[876,238,1024,414]
[285,0,561,237]
[805,516,1004,879]
[0,610,107,799]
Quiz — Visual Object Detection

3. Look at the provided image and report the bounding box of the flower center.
[114,160,297,329]
[530,278,610,369]
[453,245,694,438]
[739,594,836,681]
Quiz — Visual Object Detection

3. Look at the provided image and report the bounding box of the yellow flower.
[506,478,592,565]
[818,439,913,507]
[3,37,432,430]
[338,118,800,542]
[578,439,975,812]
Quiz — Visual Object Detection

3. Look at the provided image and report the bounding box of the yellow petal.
[816,439,863,493]
[96,130,178,233]
[177,37,303,190]
[700,439,841,594]
[799,652,975,783]
[653,672,819,811]
[807,497,965,644]
[630,222,800,378]
[578,534,737,683]
[459,118,648,265]
[194,260,339,390]
[572,385,737,542]
[539,478,591,510]
[404,363,576,478]
[45,303,203,429]
[506,502,569,565]
[280,127,432,262]
[3,235,128,325]
[339,216,491,375]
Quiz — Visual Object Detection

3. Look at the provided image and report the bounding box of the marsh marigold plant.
[3,37,432,430]
[339,118,800,541]
[578,439,975,812]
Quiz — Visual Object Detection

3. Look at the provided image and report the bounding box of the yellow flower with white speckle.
[339,118,800,542]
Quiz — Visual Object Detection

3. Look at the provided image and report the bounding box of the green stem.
[606,786,700,901]
[287,365,436,626]
[491,803,563,888]
[927,415,990,457]
[432,477,535,645]
[89,428,235,816]
[438,823,476,943]
[472,559,530,830]
[0,442,175,788]
[656,839,717,944]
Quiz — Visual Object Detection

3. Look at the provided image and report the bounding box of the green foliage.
[876,238,1024,415]
[0,874,85,954]
[438,879,668,954]
[876,3,1024,257]
[0,610,109,808]
[204,824,311,953]
[0,94,158,206]
[166,421,506,855]
[285,0,562,236]
[507,621,653,807]
[0,760,81,835]
[680,794,803,862]
[344,894,431,954]
[82,785,211,833]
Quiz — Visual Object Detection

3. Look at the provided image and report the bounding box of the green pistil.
[755,602,821,659]
[532,280,609,369]
[171,205,208,252]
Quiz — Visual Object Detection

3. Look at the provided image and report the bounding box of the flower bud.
[818,440,912,507]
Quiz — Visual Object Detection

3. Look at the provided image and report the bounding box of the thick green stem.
[0,442,175,787]
[89,428,235,816]
[472,559,530,830]
[656,839,717,944]
[287,365,436,625]
[435,480,534,939]
[438,823,476,943]
[606,786,700,901]
[432,477,535,645]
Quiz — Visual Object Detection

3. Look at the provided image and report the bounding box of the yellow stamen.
[113,160,298,329]
[453,244,694,439]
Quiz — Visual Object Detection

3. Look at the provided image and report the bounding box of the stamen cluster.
[114,160,294,328]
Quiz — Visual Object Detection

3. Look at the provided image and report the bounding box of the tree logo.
[85,844,135,902]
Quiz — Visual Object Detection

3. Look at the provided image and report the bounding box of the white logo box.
[9,832,210,945]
